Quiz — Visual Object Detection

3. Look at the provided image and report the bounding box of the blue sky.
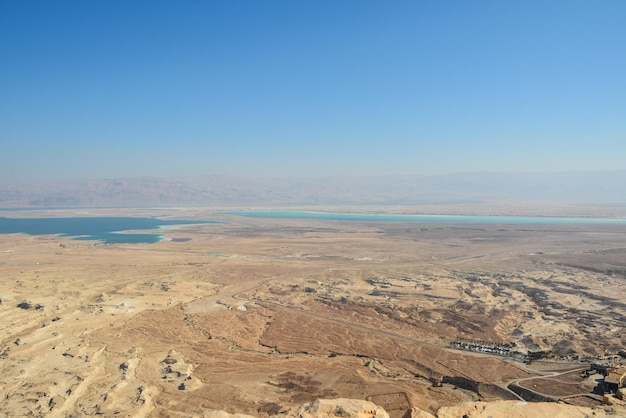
[1,1,625,184]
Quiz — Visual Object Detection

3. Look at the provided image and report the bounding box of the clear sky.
[1,1,625,184]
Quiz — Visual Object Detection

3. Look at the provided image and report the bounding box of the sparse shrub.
[16,301,32,309]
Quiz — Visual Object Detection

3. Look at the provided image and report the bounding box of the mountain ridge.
[2,171,626,208]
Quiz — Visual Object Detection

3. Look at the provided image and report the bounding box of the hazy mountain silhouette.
[1,171,625,208]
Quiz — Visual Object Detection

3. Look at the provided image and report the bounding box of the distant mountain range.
[1,171,626,208]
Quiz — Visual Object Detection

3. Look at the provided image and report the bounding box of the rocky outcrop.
[401,407,437,418]
[436,400,605,418]
[202,398,617,418]
[277,398,389,418]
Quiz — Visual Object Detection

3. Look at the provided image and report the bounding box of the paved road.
[505,366,593,401]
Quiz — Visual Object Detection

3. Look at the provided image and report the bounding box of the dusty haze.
[2,171,626,209]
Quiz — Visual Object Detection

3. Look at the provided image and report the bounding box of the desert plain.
[1,206,625,417]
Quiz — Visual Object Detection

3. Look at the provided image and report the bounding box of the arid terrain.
[1,207,625,417]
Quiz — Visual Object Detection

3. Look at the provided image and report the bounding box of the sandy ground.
[1,207,625,417]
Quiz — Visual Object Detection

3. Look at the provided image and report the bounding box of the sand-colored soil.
[0,208,625,417]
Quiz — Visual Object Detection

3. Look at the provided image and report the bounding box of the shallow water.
[229,211,626,225]
[0,217,217,244]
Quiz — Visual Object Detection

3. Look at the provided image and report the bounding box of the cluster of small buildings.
[604,366,626,394]
[590,363,626,395]
[449,340,512,356]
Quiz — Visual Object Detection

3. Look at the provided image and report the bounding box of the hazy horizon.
[2,170,626,208]
[3,167,626,186]
[2,1,625,184]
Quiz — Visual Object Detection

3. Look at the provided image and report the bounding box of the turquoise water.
[0,217,218,244]
[229,211,626,225]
